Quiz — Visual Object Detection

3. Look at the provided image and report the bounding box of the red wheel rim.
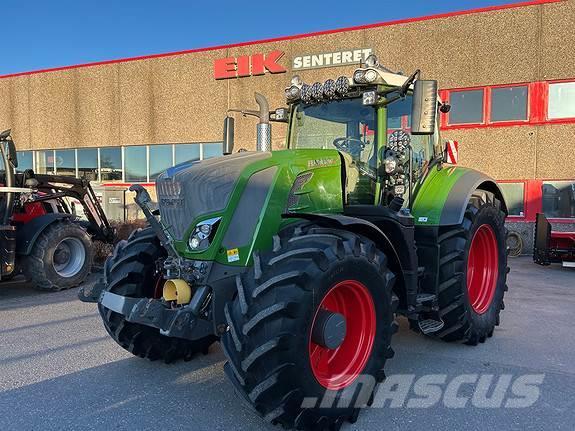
[309,280,376,390]
[467,224,499,314]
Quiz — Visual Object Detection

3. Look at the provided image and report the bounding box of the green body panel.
[411,165,472,226]
[170,149,343,266]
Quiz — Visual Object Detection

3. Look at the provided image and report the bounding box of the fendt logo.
[214,50,287,79]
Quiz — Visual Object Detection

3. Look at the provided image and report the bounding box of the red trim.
[497,179,575,224]
[530,81,547,123]
[441,78,575,130]
[444,83,532,129]
[0,0,563,80]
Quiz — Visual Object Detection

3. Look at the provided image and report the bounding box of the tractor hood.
[156,152,271,240]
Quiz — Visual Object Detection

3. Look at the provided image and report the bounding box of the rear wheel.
[98,227,217,363]
[24,220,93,291]
[222,224,397,430]
[432,190,508,344]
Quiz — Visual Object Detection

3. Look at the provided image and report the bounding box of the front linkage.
[80,184,224,342]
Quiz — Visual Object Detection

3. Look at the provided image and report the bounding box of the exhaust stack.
[255,92,271,152]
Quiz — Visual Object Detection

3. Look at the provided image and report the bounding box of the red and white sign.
[446,140,459,164]
[214,50,286,80]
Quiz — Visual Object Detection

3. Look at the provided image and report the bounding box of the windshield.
[289,99,378,204]
[290,98,377,168]
[289,94,436,206]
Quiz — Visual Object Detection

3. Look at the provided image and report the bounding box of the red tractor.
[0,129,114,290]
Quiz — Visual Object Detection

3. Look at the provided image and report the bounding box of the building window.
[448,89,484,125]
[55,149,76,176]
[202,142,223,160]
[77,148,98,181]
[498,182,525,216]
[99,147,122,181]
[124,145,147,182]
[542,181,575,218]
[150,144,174,180]
[548,82,575,120]
[175,144,200,165]
[490,86,528,122]
[16,151,33,173]
[35,150,55,175]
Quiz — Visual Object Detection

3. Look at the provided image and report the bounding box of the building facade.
[0,0,574,250]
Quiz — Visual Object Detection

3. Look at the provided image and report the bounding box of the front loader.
[81,54,509,430]
[0,129,114,290]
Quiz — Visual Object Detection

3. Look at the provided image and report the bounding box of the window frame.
[497,180,527,220]
[444,86,487,127]
[544,79,575,124]
[442,83,531,129]
[21,142,224,186]
[487,84,530,125]
[441,79,575,130]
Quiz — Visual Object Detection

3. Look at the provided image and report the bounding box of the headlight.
[353,70,366,84]
[311,82,323,100]
[335,76,350,96]
[394,184,405,196]
[301,84,313,103]
[362,91,378,106]
[384,157,398,174]
[285,85,300,101]
[188,217,221,251]
[364,69,378,83]
[323,79,336,99]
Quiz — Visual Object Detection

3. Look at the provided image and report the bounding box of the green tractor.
[81,54,509,429]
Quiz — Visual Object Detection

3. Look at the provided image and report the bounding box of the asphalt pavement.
[0,257,573,431]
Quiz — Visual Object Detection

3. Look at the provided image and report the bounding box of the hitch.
[99,291,213,340]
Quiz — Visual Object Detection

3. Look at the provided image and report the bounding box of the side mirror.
[411,80,438,135]
[223,116,235,155]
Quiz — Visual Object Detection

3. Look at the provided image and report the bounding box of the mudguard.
[412,166,508,227]
[282,212,402,273]
[15,213,73,255]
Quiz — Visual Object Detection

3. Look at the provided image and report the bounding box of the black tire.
[506,231,523,257]
[222,224,398,430]
[24,220,93,291]
[433,190,509,345]
[98,227,217,363]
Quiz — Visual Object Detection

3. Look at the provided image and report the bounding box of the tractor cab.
[284,54,444,210]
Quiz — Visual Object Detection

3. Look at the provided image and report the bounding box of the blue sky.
[2,0,523,76]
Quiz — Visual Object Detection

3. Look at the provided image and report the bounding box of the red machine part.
[549,231,575,254]
[11,201,47,223]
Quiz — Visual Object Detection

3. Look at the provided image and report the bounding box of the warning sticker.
[227,248,240,263]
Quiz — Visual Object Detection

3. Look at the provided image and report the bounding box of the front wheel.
[222,224,398,430]
[24,220,94,291]
[432,190,509,344]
